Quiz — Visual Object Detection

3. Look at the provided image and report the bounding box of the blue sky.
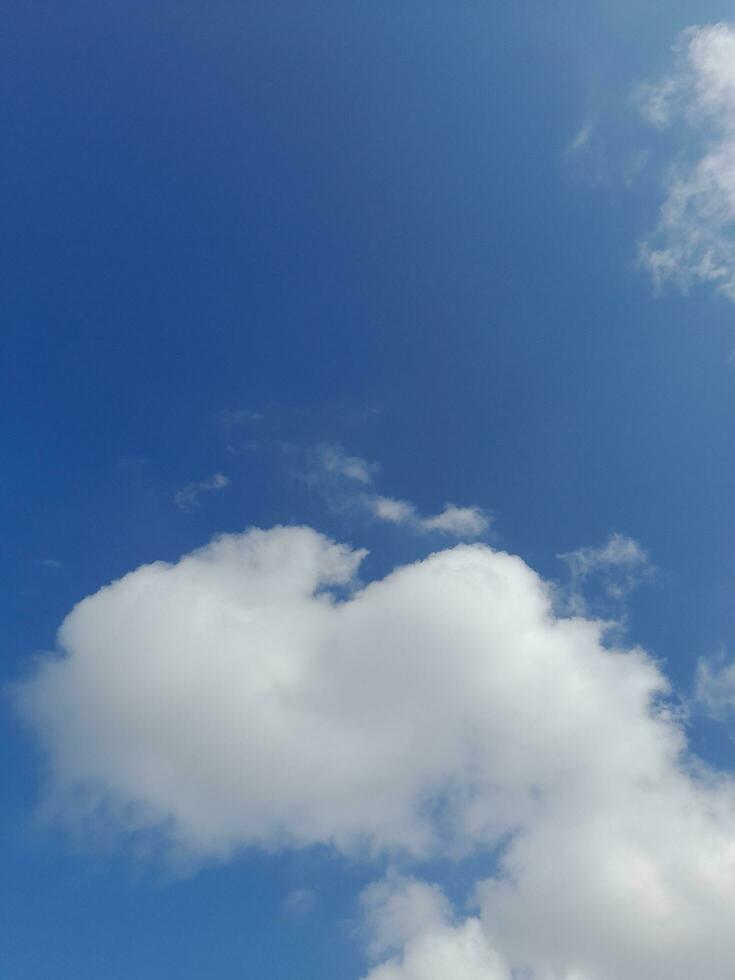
[7,3,735,978]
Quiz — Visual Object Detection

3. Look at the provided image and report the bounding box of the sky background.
[6,2,735,978]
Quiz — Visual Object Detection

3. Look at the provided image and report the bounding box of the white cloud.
[364,497,488,538]
[364,495,418,524]
[639,23,735,299]
[695,651,735,720]
[316,444,376,485]
[174,472,230,511]
[421,504,489,538]
[361,876,509,980]
[307,444,488,539]
[559,532,654,606]
[17,525,735,978]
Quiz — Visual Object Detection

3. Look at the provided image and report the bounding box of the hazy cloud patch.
[559,532,655,613]
[283,887,316,918]
[695,650,735,720]
[174,473,230,511]
[316,444,377,485]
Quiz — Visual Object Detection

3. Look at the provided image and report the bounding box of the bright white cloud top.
[17,525,735,979]
[640,23,735,299]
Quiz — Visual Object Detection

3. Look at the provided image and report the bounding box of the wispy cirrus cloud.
[695,650,735,721]
[363,496,488,538]
[174,472,230,512]
[559,531,655,612]
[306,444,489,540]
[315,443,376,485]
[638,23,735,300]
[38,558,62,570]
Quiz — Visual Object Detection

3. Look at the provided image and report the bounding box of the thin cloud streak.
[174,472,230,511]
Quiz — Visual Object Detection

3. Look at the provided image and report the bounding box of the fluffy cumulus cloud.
[639,23,735,299]
[360,876,509,980]
[16,525,735,978]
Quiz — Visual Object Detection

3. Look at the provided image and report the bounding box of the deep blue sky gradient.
[4,2,735,976]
